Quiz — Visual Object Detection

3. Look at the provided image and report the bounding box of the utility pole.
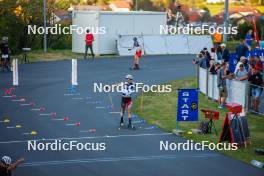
[223,0,229,42]
[43,0,47,52]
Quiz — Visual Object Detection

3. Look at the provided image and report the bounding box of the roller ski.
[129,64,140,70]
[119,121,136,130]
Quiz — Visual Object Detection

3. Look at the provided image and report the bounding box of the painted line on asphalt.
[72,97,84,100]
[96,106,106,109]
[109,112,120,114]
[20,153,220,167]
[0,133,172,144]
[64,94,80,96]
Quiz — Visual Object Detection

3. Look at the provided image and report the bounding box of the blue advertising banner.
[177,89,198,122]
[229,53,237,73]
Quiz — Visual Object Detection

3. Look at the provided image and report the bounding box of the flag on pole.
[252,17,260,48]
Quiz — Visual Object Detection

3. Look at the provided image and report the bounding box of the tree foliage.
[0,0,71,53]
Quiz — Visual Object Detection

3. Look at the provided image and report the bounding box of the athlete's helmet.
[2,156,11,165]
[125,74,133,80]
[133,37,137,41]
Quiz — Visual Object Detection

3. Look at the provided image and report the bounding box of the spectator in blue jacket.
[203,47,211,68]
[235,39,248,63]
[245,30,253,50]
[192,51,208,69]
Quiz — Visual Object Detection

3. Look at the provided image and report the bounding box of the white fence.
[117,34,213,56]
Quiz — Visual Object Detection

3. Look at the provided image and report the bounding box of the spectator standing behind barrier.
[192,51,208,69]
[235,56,248,72]
[248,66,263,112]
[235,39,248,63]
[235,64,248,82]
[248,56,256,69]
[203,47,211,68]
[209,60,220,75]
[0,156,24,176]
[217,62,233,109]
[255,55,263,73]
[220,43,230,63]
[245,30,253,50]
[84,29,95,60]
[216,45,222,64]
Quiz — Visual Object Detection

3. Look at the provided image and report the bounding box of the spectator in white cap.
[0,156,24,176]
[235,56,247,72]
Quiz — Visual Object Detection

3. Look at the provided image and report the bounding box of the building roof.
[54,10,69,18]
[109,0,131,9]
[216,7,261,17]
[53,10,71,23]
[188,9,202,22]
[212,7,262,24]
[176,4,202,22]
[68,5,109,11]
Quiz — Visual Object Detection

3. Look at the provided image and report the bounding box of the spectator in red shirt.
[248,66,263,112]
[255,55,263,72]
[84,29,95,60]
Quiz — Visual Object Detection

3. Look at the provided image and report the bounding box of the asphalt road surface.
[0,55,263,176]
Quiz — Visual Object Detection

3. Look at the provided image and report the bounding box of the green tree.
[0,0,25,53]
[0,0,67,53]
[259,0,264,5]
[55,0,80,9]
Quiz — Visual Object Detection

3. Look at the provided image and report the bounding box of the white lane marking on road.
[20,153,220,167]
[0,133,173,144]
[6,126,16,129]
[64,94,80,96]
[39,114,51,116]
[2,95,13,98]
[96,106,106,109]
[109,112,120,114]
[72,97,84,100]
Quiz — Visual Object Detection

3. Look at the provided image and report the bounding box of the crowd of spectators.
[193,39,264,112]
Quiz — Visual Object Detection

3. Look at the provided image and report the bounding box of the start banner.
[177,89,198,122]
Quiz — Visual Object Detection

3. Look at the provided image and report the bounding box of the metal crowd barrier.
[198,67,264,115]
